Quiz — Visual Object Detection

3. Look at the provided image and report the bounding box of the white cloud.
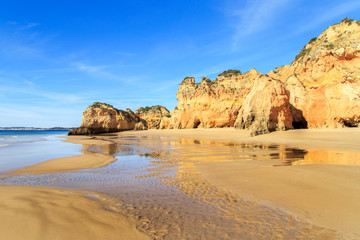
[70,61,141,84]
[72,62,108,74]
[229,0,293,46]
[24,80,35,86]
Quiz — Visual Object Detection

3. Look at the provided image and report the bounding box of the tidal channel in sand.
[2,129,360,239]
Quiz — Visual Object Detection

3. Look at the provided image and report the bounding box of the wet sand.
[6,136,116,175]
[119,128,360,238]
[1,135,149,240]
[125,128,360,151]
[0,185,149,240]
[2,128,360,239]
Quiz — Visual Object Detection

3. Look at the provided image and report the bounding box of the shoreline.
[5,135,116,175]
[2,128,360,238]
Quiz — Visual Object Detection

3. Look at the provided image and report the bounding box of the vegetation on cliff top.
[91,102,117,110]
[218,69,242,77]
[339,17,360,26]
[90,102,125,115]
[137,105,169,113]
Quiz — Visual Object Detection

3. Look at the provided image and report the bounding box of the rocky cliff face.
[135,106,170,129]
[269,18,360,128]
[170,69,261,129]
[68,102,141,135]
[234,77,293,135]
[168,18,360,134]
[70,18,360,136]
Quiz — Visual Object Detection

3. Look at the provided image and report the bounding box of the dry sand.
[4,128,360,238]
[121,128,360,237]
[0,185,149,240]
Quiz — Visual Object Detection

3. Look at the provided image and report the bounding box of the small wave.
[0,144,9,147]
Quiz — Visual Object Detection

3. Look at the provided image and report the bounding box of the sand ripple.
[0,136,351,239]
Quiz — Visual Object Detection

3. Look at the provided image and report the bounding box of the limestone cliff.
[234,77,293,135]
[169,18,360,133]
[68,102,141,135]
[70,18,360,136]
[135,106,170,129]
[269,18,360,128]
[170,69,261,129]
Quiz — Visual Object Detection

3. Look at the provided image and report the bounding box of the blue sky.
[0,0,359,127]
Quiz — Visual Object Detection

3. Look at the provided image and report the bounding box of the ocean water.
[0,130,82,173]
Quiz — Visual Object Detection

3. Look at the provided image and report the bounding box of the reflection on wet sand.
[2,134,360,239]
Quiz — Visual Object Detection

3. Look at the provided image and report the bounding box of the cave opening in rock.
[292,120,308,129]
[290,105,308,129]
[194,121,201,128]
[342,119,358,128]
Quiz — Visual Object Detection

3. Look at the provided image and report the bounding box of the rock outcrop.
[167,18,360,134]
[135,106,170,129]
[68,102,141,135]
[234,77,293,136]
[70,18,360,136]
[170,69,261,129]
[270,18,360,128]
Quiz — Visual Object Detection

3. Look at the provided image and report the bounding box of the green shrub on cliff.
[308,37,317,44]
[141,106,151,112]
[294,47,312,61]
[218,69,242,77]
[326,43,335,50]
[91,102,115,109]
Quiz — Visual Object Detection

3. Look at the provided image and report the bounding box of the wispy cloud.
[289,1,360,37]
[228,0,293,46]
[24,80,35,86]
[72,62,108,74]
[70,61,142,84]
[21,22,40,30]
[0,85,87,104]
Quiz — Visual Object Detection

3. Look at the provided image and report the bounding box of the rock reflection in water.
[2,135,357,239]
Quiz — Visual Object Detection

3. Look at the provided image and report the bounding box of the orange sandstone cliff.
[269,18,360,128]
[70,18,360,136]
[167,18,360,134]
[68,102,141,135]
[135,106,170,129]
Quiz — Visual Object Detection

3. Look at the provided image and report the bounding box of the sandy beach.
[6,136,116,175]
[0,185,149,240]
[117,128,360,238]
[2,128,360,239]
[1,135,150,240]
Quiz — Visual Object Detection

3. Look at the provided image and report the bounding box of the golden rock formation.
[70,18,360,135]
[135,106,170,129]
[69,102,140,135]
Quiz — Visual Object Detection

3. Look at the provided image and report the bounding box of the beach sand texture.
[119,128,360,238]
[2,128,360,239]
[0,185,149,240]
